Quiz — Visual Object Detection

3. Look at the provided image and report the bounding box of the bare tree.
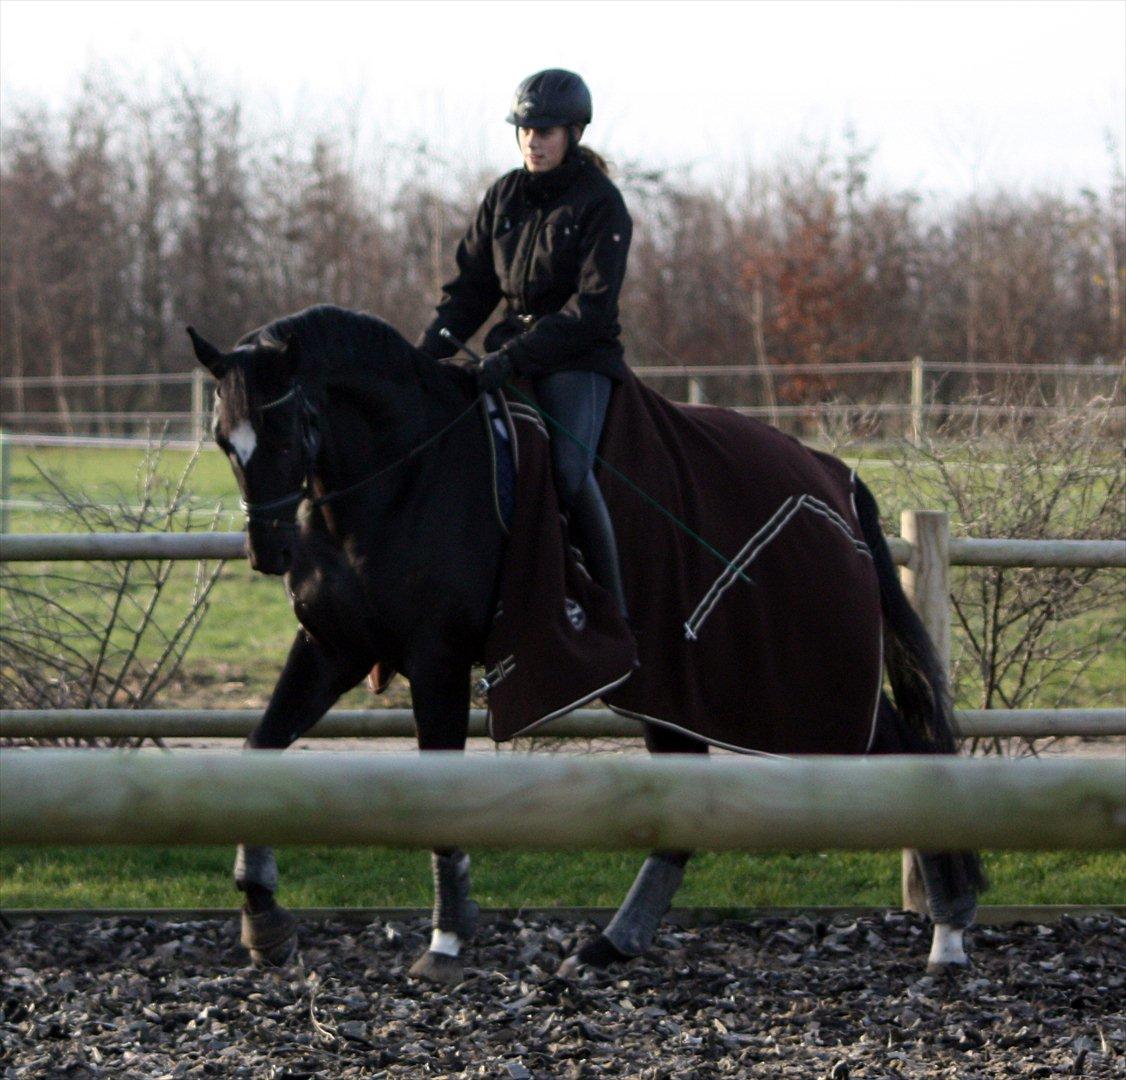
[0,443,225,745]
[2,74,1124,437]
[883,394,1125,754]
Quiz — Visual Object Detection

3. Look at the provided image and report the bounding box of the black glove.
[474,351,515,393]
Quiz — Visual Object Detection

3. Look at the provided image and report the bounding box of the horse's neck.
[313,354,478,512]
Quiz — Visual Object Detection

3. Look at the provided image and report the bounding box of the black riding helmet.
[506,69,593,129]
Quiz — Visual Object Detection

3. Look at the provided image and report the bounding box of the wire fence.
[1,358,1122,442]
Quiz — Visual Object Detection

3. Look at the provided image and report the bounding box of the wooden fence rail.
[1,751,1122,851]
[3,531,1124,568]
[2,708,1123,742]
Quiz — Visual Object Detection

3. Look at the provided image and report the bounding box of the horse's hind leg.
[236,631,370,966]
[913,850,984,971]
[560,724,706,976]
[404,658,477,986]
[871,693,987,971]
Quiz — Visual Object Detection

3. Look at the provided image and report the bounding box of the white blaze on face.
[228,420,258,467]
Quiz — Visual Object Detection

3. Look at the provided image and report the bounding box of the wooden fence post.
[898,509,952,913]
[910,356,925,444]
[191,368,206,445]
[0,430,9,534]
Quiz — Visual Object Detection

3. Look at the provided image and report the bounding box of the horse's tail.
[853,477,957,756]
[854,476,989,903]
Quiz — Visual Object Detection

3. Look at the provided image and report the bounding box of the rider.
[417,68,632,618]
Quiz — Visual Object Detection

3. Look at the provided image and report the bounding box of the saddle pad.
[484,370,883,756]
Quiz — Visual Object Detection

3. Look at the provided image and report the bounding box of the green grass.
[2,848,1122,909]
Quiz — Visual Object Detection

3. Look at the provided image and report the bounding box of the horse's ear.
[186,326,231,378]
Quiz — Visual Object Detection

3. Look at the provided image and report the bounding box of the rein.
[239,388,484,528]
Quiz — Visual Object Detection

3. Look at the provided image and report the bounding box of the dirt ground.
[1,911,1122,1078]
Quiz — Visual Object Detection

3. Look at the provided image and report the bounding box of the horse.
[187,304,985,984]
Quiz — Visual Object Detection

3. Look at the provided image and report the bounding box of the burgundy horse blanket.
[480,371,884,756]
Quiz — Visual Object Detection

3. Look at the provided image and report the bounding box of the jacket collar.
[520,152,586,204]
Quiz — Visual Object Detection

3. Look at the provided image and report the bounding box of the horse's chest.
[287,556,384,646]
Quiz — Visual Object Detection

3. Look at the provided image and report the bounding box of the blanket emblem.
[564,598,587,631]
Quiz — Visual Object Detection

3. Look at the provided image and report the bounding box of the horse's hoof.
[408,950,464,985]
[240,907,299,967]
[926,958,972,976]
[556,953,585,979]
[558,933,632,977]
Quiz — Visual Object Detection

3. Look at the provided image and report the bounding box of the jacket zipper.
[517,207,543,316]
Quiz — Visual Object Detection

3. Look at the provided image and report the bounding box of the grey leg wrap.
[917,852,982,929]
[431,851,479,940]
[603,853,685,957]
[234,845,278,893]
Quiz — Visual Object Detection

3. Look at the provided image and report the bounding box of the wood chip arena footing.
[1,912,1122,1078]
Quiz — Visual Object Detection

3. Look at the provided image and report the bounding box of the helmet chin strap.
[566,126,581,160]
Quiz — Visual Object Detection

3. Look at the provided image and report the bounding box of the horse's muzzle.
[245,528,293,576]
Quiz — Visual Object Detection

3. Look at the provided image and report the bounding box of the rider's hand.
[474,351,515,393]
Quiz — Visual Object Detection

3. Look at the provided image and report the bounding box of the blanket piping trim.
[604,704,789,758]
[684,493,872,641]
[506,402,549,442]
[477,654,516,695]
[487,668,636,742]
[494,390,521,467]
[479,395,510,535]
[863,624,884,754]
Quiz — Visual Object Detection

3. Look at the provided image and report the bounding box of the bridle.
[237,382,484,530]
[237,384,321,529]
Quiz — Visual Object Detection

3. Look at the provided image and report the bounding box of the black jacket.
[417,153,633,382]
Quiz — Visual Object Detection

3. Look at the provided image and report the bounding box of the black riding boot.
[568,471,629,621]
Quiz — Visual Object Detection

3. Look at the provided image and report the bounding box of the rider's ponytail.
[578,145,611,175]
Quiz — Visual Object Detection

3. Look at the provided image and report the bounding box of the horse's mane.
[240,305,420,383]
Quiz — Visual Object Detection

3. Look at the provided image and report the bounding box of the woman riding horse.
[417,68,631,619]
[187,71,984,984]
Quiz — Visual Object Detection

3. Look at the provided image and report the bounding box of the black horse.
[188,304,984,983]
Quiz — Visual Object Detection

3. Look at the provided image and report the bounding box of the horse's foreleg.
[405,658,476,985]
[561,724,704,976]
[236,630,370,966]
[560,850,690,976]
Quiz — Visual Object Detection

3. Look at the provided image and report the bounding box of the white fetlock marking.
[429,930,462,958]
[928,924,967,966]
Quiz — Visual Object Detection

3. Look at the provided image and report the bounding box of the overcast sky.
[1,0,1123,199]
